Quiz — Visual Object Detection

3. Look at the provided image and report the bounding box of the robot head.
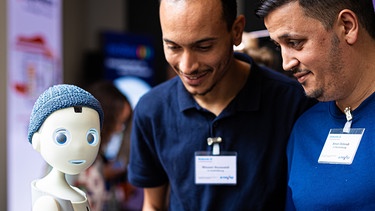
[28,84,104,175]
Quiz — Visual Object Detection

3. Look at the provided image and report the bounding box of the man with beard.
[257,0,375,210]
[127,0,315,210]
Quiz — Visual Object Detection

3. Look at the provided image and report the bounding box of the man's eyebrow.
[277,33,298,41]
[269,33,295,44]
[163,37,217,45]
[195,37,217,44]
[163,38,176,44]
[279,33,293,39]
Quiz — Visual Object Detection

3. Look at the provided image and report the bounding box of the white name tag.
[318,128,365,165]
[195,152,237,185]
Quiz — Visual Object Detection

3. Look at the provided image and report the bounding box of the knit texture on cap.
[28,84,104,143]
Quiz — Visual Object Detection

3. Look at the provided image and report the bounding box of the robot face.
[36,107,101,175]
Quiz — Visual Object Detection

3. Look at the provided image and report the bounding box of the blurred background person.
[74,80,143,211]
[235,31,293,78]
[235,31,276,68]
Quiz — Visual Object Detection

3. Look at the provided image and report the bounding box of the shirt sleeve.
[127,100,169,188]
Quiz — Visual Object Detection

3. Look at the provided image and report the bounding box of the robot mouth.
[69,160,86,165]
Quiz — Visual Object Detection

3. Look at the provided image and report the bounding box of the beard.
[305,33,344,101]
[187,50,233,97]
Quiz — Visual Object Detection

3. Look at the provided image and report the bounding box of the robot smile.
[69,160,86,165]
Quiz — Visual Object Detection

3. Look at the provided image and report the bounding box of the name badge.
[318,128,365,165]
[195,151,237,185]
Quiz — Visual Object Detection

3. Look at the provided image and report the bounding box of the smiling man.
[127,0,315,210]
[257,0,375,210]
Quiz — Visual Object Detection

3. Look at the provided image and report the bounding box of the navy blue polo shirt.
[128,53,315,210]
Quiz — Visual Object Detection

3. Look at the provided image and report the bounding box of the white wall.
[86,0,126,51]
[0,1,127,210]
[63,0,126,85]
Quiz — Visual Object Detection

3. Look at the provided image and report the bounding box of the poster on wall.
[101,31,155,86]
[7,0,62,210]
[101,31,154,108]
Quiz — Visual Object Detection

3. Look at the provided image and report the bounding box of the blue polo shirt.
[286,93,375,210]
[128,53,315,210]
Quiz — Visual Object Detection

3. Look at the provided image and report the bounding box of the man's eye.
[86,128,99,146]
[168,46,177,50]
[53,129,70,145]
[288,40,302,49]
[166,44,180,50]
[197,45,212,51]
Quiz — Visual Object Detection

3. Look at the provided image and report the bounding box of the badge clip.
[207,137,222,155]
[343,107,352,133]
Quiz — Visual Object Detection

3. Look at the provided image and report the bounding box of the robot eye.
[53,129,70,145]
[86,128,99,146]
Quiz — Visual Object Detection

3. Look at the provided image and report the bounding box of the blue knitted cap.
[28,84,104,143]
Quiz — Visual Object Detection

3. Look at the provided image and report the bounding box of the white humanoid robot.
[27,84,104,211]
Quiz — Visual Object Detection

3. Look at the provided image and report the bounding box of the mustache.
[176,67,212,76]
[288,68,305,74]
[179,70,200,76]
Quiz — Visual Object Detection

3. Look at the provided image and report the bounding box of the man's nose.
[281,48,299,71]
[179,51,199,74]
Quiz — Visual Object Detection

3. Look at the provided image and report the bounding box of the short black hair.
[256,0,375,39]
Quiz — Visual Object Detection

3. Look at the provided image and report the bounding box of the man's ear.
[232,15,246,46]
[337,9,358,45]
[32,132,41,152]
